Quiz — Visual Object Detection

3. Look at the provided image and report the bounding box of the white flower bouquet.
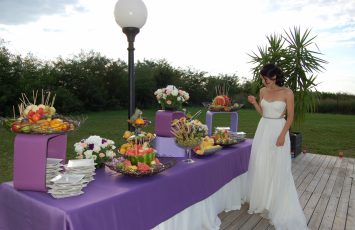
[154,85,189,111]
[74,135,117,168]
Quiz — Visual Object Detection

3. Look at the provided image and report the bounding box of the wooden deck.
[218,153,355,230]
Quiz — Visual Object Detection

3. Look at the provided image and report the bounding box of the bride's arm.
[247,88,264,116]
[276,89,294,146]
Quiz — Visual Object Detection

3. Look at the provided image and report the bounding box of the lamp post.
[114,0,147,131]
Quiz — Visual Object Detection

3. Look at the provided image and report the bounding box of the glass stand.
[182,147,195,164]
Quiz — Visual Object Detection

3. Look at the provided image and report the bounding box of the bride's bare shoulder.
[282,87,293,95]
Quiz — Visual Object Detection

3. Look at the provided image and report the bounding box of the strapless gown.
[246,99,308,230]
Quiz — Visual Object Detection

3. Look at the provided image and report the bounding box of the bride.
[246,63,308,229]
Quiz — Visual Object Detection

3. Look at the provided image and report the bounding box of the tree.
[248,26,328,130]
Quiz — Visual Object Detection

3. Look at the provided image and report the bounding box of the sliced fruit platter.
[206,85,243,112]
[193,136,222,156]
[109,143,175,177]
[212,129,239,146]
[1,91,83,134]
[207,95,243,112]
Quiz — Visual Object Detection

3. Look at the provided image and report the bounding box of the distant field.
[1,107,354,183]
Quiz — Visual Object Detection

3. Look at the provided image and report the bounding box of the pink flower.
[166,100,172,105]
[99,152,105,158]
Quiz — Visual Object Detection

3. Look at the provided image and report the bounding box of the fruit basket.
[206,85,243,112]
[212,129,240,146]
[0,91,84,134]
[105,157,176,177]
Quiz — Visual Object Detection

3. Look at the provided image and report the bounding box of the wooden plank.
[219,155,355,230]
[319,159,348,230]
[293,153,316,181]
[306,156,338,228]
[308,195,331,229]
[291,152,307,174]
[306,156,332,193]
[220,205,247,230]
[297,155,327,210]
[302,156,333,221]
[322,158,342,196]
[313,157,338,194]
[226,207,253,229]
[345,158,355,230]
[319,196,339,230]
[295,155,325,189]
[218,211,228,220]
[239,214,263,230]
[253,218,272,230]
[346,198,355,230]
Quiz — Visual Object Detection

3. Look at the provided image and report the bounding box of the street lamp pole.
[123,27,139,131]
[114,0,147,131]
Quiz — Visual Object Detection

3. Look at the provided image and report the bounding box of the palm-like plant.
[248,26,328,130]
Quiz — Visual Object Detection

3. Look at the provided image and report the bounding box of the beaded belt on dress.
[262,116,285,119]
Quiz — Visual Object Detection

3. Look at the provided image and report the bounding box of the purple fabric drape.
[0,140,251,230]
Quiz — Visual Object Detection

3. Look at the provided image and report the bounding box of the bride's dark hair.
[259,63,285,87]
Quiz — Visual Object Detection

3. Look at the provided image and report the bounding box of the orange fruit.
[50,119,64,131]
[135,118,145,125]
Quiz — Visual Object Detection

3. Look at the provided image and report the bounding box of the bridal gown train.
[246,99,308,230]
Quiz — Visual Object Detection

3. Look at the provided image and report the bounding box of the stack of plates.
[64,159,96,184]
[47,159,96,199]
[48,174,86,198]
[46,158,64,185]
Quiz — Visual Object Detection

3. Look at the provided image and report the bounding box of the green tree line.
[0,40,354,117]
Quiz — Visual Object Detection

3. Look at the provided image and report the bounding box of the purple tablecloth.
[0,140,252,230]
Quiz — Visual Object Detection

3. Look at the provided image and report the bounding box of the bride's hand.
[276,135,285,146]
[248,96,257,105]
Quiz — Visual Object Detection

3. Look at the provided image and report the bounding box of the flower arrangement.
[74,135,117,168]
[171,117,208,147]
[154,85,189,111]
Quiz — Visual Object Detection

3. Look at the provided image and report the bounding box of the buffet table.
[0,140,252,230]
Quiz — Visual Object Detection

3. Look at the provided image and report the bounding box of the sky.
[0,0,354,94]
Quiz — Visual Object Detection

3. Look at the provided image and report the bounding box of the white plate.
[51,191,84,199]
[47,158,64,165]
[67,159,95,167]
[50,174,85,184]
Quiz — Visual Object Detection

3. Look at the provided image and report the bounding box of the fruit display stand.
[205,111,239,136]
[153,110,186,157]
[13,133,67,192]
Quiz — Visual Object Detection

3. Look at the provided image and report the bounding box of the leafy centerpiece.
[1,90,82,134]
[154,85,189,111]
[208,85,243,112]
[171,115,208,163]
[74,135,117,168]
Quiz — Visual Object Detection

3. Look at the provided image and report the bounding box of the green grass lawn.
[1,107,354,183]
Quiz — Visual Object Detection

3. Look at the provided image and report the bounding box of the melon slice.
[212,96,225,106]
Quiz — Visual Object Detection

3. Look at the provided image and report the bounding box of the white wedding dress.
[246,99,308,230]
